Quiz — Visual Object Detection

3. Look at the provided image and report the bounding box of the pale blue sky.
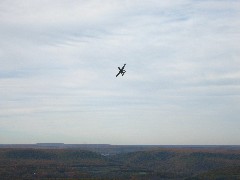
[0,0,240,144]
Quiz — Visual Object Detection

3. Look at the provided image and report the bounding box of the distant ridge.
[37,143,64,145]
[0,143,111,149]
[0,144,240,153]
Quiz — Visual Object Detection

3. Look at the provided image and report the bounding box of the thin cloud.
[0,0,240,144]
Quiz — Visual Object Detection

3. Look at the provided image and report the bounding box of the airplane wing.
[122,64,126,69]
[116,72,121,77]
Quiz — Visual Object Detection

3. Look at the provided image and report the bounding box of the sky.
[0,0,240,145]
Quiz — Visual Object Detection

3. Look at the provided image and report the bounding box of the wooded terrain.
[0,147,240,179]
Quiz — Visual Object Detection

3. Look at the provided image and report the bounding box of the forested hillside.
[0,148,240,179]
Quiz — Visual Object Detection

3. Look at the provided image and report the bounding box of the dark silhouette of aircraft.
[116,64,126,77]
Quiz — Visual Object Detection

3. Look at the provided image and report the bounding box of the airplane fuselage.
[116,64,126,77]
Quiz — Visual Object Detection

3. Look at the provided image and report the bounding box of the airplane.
[116,64,126,77]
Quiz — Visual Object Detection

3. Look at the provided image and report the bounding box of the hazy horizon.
[1,0,240,145]
[1,143,240,146]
